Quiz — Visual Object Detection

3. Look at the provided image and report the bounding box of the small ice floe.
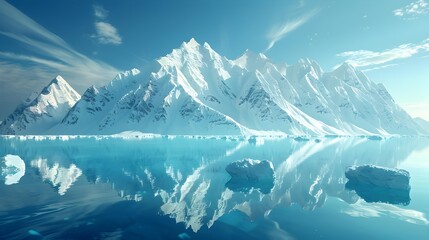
[178,232,191,239]
[247,136,257,144]
[1,154,26,185]
[367,135,383,141]
[246,135,267,145]
[225,159,275,194]
[28,229,43,237]
[293,136,310,142]
[345,165,411,205]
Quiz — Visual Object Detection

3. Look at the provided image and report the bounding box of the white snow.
[111,131,162,139]
[1,154,26,185]
[0,75,80,134]
[226,159,275,182]
[345,165,410,190]
[1,39,424,136]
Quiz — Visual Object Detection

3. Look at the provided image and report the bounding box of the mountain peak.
[88,85,99,95]
[55,74,65,81]
[38,75,80,102]
[40,75,79,96]
[46,75,66,86]
[0,75,81,134]
[337,62,356,71]
[330,62,359,78]
[239,49,266,59]
[181,38,200,50]
[81,85,99,102]
[203,41,213,51]
[41,75,70,95]
[2,39,424,136]
[288,58,324,79]
[114,68,141,81]
[233,49,270,69]
[298,58,311,65]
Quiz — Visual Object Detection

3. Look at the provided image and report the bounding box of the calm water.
[1,136,429,240]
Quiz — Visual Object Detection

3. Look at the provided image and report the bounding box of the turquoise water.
[1,136,429,239]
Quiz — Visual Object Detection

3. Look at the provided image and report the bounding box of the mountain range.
[0,39,427,136]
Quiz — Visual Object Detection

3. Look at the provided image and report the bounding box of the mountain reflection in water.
[1,136,429,239]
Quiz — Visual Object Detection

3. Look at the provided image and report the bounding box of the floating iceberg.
[345,165,410,190]
[225,159,275,194]
[367,135,383,141]
[1,154,26,185]
[345,165,411,205]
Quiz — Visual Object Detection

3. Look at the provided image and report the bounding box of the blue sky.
[0,0,428,120]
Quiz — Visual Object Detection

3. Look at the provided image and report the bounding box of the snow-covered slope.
[0,76,81,134]
[2,39,424,136]
[414,117,429,134]
[56,39,422,135]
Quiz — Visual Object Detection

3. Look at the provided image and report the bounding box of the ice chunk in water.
[225,159,275,194]
[28,229,43,237]
[345,165,411,205]
[345,165,410,190]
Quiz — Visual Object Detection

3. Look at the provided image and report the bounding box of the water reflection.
[345,180,411,205]
[0,136,429,238]
[225,177,275,194]
[343,199,429,225]
[225,159,275,194]
[31,158,82,196]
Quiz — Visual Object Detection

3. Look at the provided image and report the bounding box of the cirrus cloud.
[94,4,108,19]
[265,9,319,51]
[336,38,429,68]
[0,0,120,119]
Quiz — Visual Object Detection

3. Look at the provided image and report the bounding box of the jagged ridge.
[1,39,426,135]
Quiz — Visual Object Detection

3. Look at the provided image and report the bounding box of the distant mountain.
[1,39,425,135]
[0,76,80,134]
[414,117,429,134]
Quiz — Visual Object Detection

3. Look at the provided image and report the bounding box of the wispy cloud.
[336,38,429,67]
[91,5,122,45]
[93,22,122,45]
[393,0,429,18]
[94,4,108,19]
[361,63,398,72]
[0,60,55,118]
[266,10,318,51]
[0,0,120,118]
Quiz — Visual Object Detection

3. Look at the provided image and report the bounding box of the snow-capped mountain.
[1,39,425,135]
[54,39,423,135]
[0,76,81,134]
